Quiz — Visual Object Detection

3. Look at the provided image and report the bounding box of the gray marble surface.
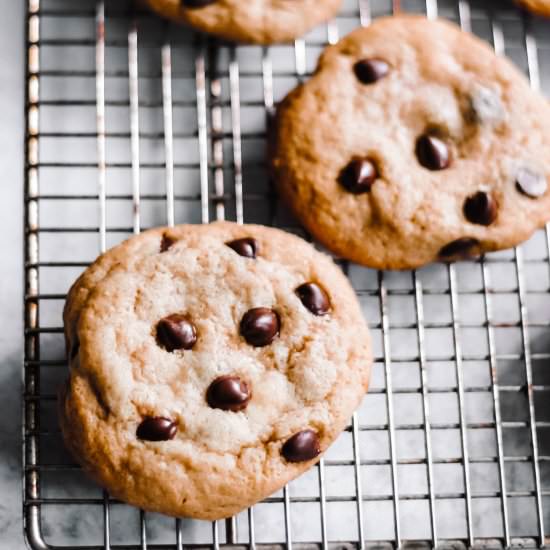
[0,1,25,548]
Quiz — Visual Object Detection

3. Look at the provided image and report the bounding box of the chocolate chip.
[136,417,177,441]
[339,159,377,194]
[157,314,197,352]
[181,0,217,7]
[516,167,547,198]
[160,234,176,252]
[463,191,497,226]
[240,307,279,347]
[439,238,480,259]
[282,429,321,463]
[353,59,390,85]
[206,375,251,412]
[296,283,330,316]
[415,135,451,171]
[226,237,258,259]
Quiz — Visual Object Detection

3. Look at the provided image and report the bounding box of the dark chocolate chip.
[415,135,451,171]
[240,307,279,347]
[282,429,321,463]
[136,417,177,441]
[296,283,330,316]
[181,0,217,7]
[439,238,480,259]
[157,314,197,352]
[339,159,378,194]
[226,237,258,259]
[206,375,251,412]
[160,234,176,252]
[353,59,390,85]
[463,191,498,226]
[516,167,547,198]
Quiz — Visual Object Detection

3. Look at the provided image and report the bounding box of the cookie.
[516,0,550,17]
[271,15,550,270]
[143,0,341,44]
[60,221,371,520]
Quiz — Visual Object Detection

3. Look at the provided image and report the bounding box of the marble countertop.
[0,0,25,548]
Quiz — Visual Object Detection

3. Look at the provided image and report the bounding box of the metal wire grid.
[22,0,550,548]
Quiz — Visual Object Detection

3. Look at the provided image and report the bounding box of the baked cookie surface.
[60,222,371,520]
[516,0,550,17]
[143,0,341,44]
[271,15,550,270]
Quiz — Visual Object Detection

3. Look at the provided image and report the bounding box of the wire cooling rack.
[22,0,550,548]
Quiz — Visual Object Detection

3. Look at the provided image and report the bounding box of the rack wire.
[23,0,550,548]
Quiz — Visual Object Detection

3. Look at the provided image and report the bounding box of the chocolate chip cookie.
[516,0,550,16]
[60,222,371,520]
[271,15,550,270]
[143,0,342,44]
